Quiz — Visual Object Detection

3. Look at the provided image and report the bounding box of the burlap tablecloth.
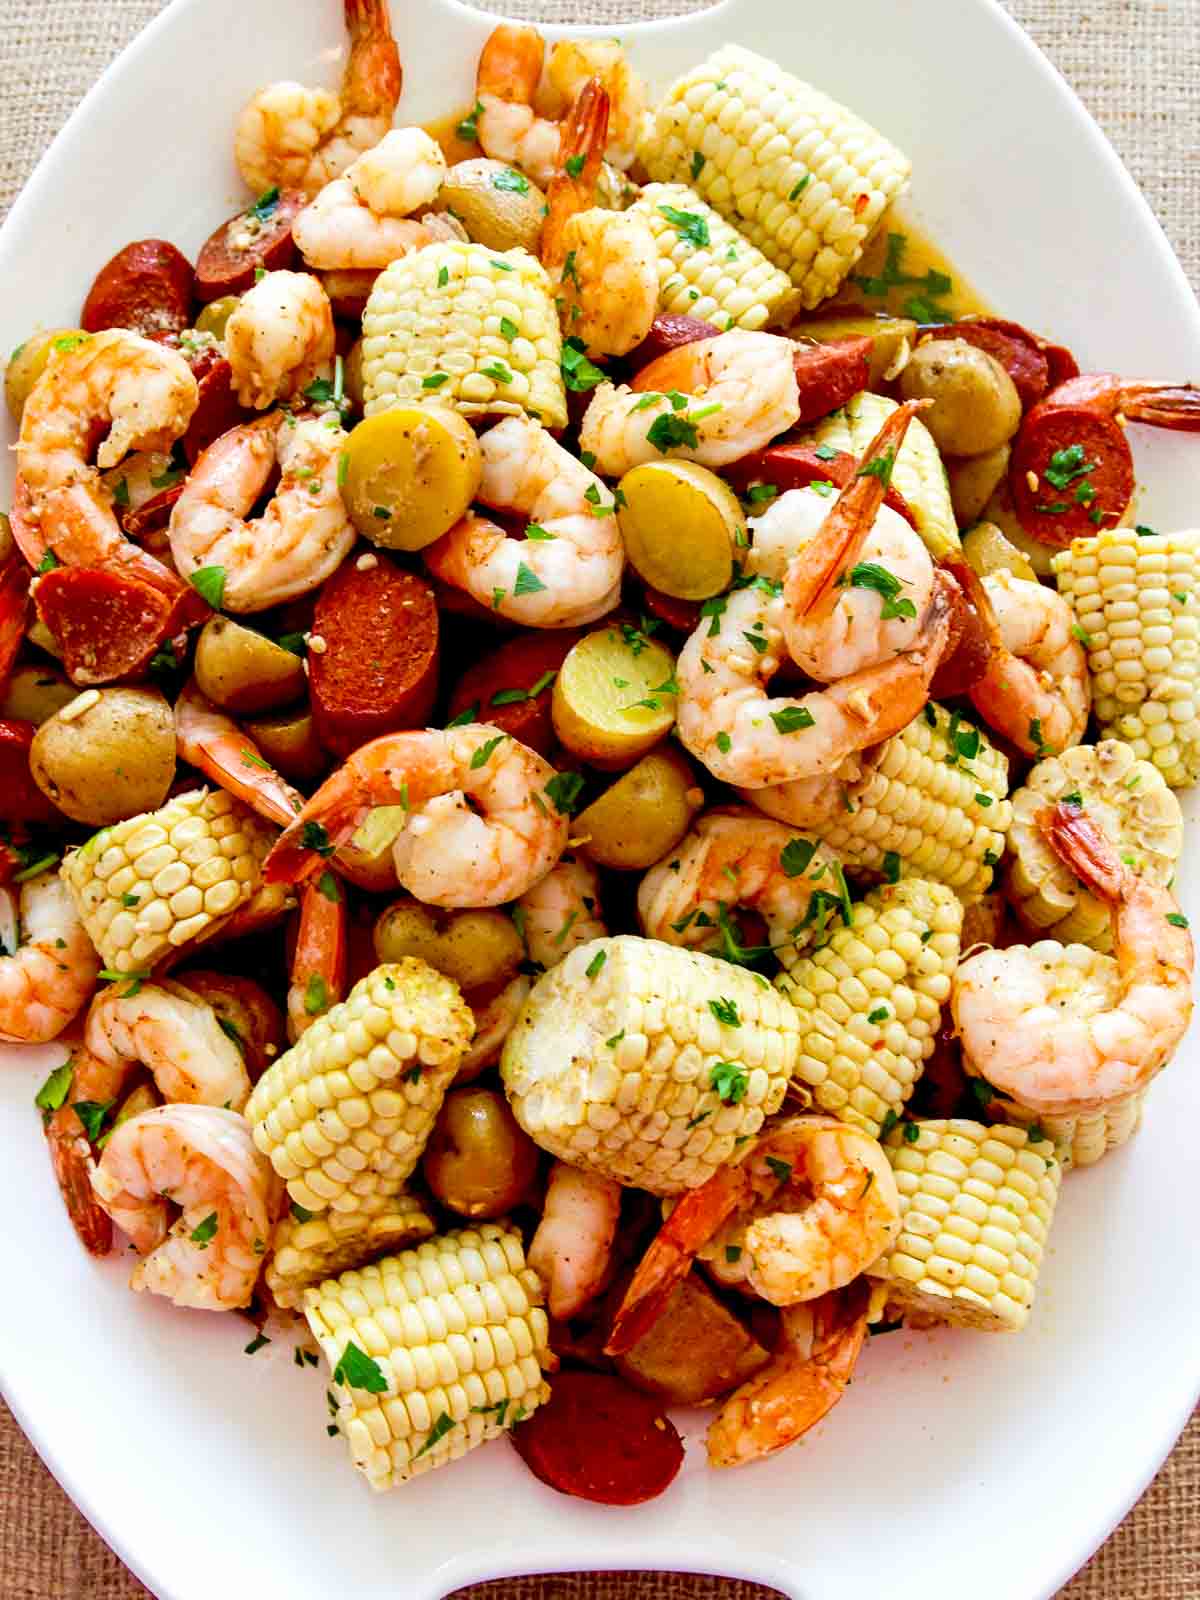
[0,0,1197,1594]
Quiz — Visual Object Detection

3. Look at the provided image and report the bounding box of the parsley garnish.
[493,167,529,193]
[839,561,915,620]
[710,1060,748,1103]
[584,949,607,980]
[771,705,816,734]
[333,1341,388,1394]
[250,186,280,223]
[189,565,226,609]
[779,837,817,878]
[708,996,741,1026]
[456,101,484,141]
[469,734,508,770]
[301,820,334,857]
[658,204,710,248]
[545,772,585,815]
[765,1156,793,1183]
[304,974,328,1015]
[190,1212,218,1247]
[34,1060,73,1116]
[561,336,606,392]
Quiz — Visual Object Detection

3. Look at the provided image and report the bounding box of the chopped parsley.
[189,565,226,610]
[469,734,508,770]
[437,266,450,288]
[493,167,529,193]
[1043,443,1096,490]
[445,703,480,729]
[1166,912,1190,928]
[765,1156,793,1183]
[691,151,706,180]
[584,949,607,980]
[839,560,915,619]
[544,771,585,815]
[333,1341,388,1394]
[708,996,741,1026]
[422,372,450,389]
[499,316,519,342]
[250,186,280,223]
[646,409,700,454]
[34,1060,73,1116]
[658,204,710,249]
[304,975,328,1015]
[788,175,811,202]
[317,869,342,903]
[882,850,902,884]
[745,483,779,505]
[779,837,817,879]
[456,102,484,141]
[561,336,606,392]
[190,1212,218,1247]
[512,561,547,597]
[301,820,334,857]
[480,360,514,385]
[770,705,816,734]
[852,232,955,323]
[710,1060,748,1104]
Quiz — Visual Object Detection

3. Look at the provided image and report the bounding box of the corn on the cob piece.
[625,182,801,332]
[305,1223,551,1491]
[361,240,566,429]
[501,935,800,1195]
[61,789,276,974]
[266,1189,436,1309]
[870,1118,1062,1332]
[1053,526,1200,786]
[997,1090,1149,1172]
[795,391,958,559]
[1007,740,1182,951]
[246,960,474,1214]
[638,44,911,310]
[754,704,1012,899]
[776,880,962,1138]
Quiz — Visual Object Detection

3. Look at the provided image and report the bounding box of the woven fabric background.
[0,0,1197,1595]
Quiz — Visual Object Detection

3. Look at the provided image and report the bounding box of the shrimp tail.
[1038,800,1126,903]
[604,1164,748,1356]
[266,760,370,885]
[1116,382,1200,431]
[46,1114,113,1257]
[784,400,928,627]
[477,22,544,102]
[543,77,610,267]
[942,555,1002,649]
[287,877,348,1041]
[343,0,402,111]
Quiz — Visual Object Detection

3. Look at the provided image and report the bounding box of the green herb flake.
[243,1332,270,1355]
[333,1341,388,1394]
[469,734,508,770]
[301,820,334,857]
[456,101,484,142]
[493,167,530,193]
[715,730,732,754]
[304,974,328,1015]
[902,1121,921,1144]
[189,565,226,610]
[788,175,811,202]
[765,1155,793,1183]
[708,996,741,1026]
[658,204,710,249]
[771,704,816,734]
[710,1060,749,1104]
[445,702,480,729]
[561,336,606,392]
[779,837,817,879]
[1166,912,1190,928]
[584,949,607,980]
[190,1212,219,1247]
[512,562,547,597]
[34,1060,73,1115]
[605,1030,625,1049]
[422,372,450,390]
[882,850,902,884]
[544,771,585,815]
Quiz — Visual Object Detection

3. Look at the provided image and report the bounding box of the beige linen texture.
[0,0,1197,1596]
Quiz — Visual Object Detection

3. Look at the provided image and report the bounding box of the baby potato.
[552,626,678,767]
[961,520,1039,584]
[5,328,87,423]
[788,314,917,387]
[0,664,77,726]
[193,295,240,342]
[26,618,62,660]
[422,1086,539,1218]
[31,686,175,825]
[437,158,547,253]
[947,442,1011,528]
[576,744,704,870]
[617,461,742,600]
[373,902,523,991]
[194,617,306,714]
[979,477,1056,578]
[898,338,1022,456]
[242,705,327,782]
[340,407,482,549]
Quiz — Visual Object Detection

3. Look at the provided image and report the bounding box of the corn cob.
[776,880,962,1138]
[638,44,911,310]
[501,935,800,1195]
[266,1189,436,1309]
[305,1223,551,1491]
[361,240,567,429]
[754,703,1012,899]
[1007,740,1182,951]
[794,391,958,559]
[61,789,277,974]
[246,960,474,1214]
[1052,527,1200,787]
[870,1119,1062,1332]
[625,182,801,332]
[997,1090,1148,1172]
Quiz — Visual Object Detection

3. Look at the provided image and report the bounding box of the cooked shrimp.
[456,974,531,1082]
[424,415,623,627]
[637,809,844,959]
[541,79,657,359]
[286,878,347,1043]
[224,271,335,411]
[16,330,198,593]
[952,801,1194,1114]
[174,680,304,827]
[90,1104,281,1310]
[736,768,852,831]
[952,561,1090,757]
[676,406,953,788]
[579,331,802,476]
[293,127,448,270]
[234,0,402,196]
[0,871,100,1042]
[46,1046,129,1257]
[706,1282,869,1468]
[606,1115,900,1354]
[544,37,647,172]
[264,725,569,907]
[517,851,606,969]
[168,411,355,612]
[528,1161,622,1320]
[85,978,252,1112]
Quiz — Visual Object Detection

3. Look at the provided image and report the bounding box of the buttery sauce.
[827,204,992,323]
[424,112,483,169]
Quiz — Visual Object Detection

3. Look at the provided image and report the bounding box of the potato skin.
[437,159,547,253]
[898,338,1021,456]
[242,706,328,783]
[422,1087,539,1218]
[373,903,523,991]
[194,617,306,714]
[5,328,86,423]
[0,664,77,726]
[30,686,175,825]
[576,745,703,870]
[946,442,1011,528]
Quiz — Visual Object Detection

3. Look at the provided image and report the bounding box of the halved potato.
[962,519,1039,584]
[340,406,482,550]
[947,443,1011,528]
[373,902,523,992]
[615,1272,771,1406]
[5,328,87,423]
[575,744,704,869]
[194,617,306,714]
[617,461,742,600]
[552,626,678,766]
[437,158,547,253]
[243,706,327,782]
[0,663,77,726]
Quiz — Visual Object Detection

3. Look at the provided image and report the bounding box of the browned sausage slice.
[447,629,582,754]
[725,442,919,529]
[309,557,439,758]
[624,312,722,371]
[194,190,307,303]
[33,567,189,685]
[81,240,195,339]
[1008,401,1132,546]
[791,336,872,422]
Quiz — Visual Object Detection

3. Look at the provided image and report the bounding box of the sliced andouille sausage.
[0,719,63,822]
[181,348,249,465]
[81,240,195,339]
[309,556,439,758]
[725,442,918,530]
[624,312,722,371]
[508,1370,684,1505]
[33,567,190,686]
[1043,342,1081,389]
[1008,396,1134,547]
[447,628,582,755]
[922,318,1051,412]
[639,587,701,636]
[791,335,872,422]
[0,553,31,701]
[194,189,307,304]
[123,483,185,541]
[928,564,992,699]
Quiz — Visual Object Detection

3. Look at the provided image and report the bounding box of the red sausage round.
[625,313,722,371]
[791,336,872,422]
[194,190,307,304]
[33,567,185,685]
[725,442,919,530]
[447,628,582,755]
[309,557,440,758]
[509,1370,684,1505]
[81,240,195,339]
[0,720,62,823]
[1008,403,1132,546]
[181,349,250,465]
